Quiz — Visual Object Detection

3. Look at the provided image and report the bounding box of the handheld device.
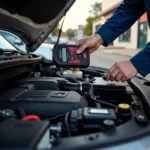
[52,13,90,68]
[53,44,90,68]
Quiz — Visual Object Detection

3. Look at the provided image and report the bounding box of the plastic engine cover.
[0,89,88,117]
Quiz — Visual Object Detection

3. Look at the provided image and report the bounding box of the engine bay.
[0,63,150,150]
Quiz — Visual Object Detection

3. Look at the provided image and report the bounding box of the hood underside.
[0,0,75,51]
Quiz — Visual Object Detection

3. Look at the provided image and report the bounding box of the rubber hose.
[61,81,90,93]
[62,82,79,91]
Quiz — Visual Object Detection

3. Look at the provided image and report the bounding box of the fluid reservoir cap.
[103,120,116,130]
[118,103,131,113]
[116,103,132,120]
[118,103,130,110]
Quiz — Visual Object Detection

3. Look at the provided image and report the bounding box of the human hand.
[106,60,138,82]
[76,34,104,54]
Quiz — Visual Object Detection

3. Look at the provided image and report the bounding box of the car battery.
[93,77,128,103]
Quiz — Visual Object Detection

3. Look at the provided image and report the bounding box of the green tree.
[84,17,95,36]
[90,2,102,18]
[66,29,75,39]
[84,2,102,36]
[52,24,60,36]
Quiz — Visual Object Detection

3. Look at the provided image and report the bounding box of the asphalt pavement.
[90,51,150,81]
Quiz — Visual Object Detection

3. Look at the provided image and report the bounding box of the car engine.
[0,63,149,150]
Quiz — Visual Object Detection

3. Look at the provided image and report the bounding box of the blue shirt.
[96,0,150,77]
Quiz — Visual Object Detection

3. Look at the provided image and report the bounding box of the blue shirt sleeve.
[96,0,145,46]
[130,43,150,77]
[95,0,150,77]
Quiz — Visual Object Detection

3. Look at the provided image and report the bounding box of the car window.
[0,30,26,53]
[2,34,16,44]
[47,37,52,43]
[0,31,17,43]
[0,35,17,50]
[33,43,53,61]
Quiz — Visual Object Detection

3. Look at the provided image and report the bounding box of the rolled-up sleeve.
[95,0,145,46]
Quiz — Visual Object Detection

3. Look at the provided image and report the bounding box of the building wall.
[114,22,138,49]
[139,13,150,48]
[93,0,122,35]
[102,0,121,11]
[93,20,101,33]
[147,25,150,42]
[93,11,114,34]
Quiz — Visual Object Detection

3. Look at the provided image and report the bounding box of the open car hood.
[0,0,75,52]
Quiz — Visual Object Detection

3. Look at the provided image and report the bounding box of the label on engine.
[88,109,110,115]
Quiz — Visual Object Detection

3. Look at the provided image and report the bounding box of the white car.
[0,30,54,62]
[32,43,54,61]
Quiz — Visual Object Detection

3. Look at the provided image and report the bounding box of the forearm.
[95,0,145,46]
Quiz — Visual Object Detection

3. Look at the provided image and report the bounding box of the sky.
[62,0,102,31]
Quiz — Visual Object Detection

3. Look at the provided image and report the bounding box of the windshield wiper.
[0,48,25,55]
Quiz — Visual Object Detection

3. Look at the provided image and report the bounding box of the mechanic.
[77,0,150,82]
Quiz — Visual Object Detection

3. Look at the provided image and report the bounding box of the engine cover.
[20,77,67,90]
[0,88,87,117]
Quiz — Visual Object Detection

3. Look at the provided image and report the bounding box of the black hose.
[62,81,90,93]
[65,112,71,137]
[62,81,79,91]
[88,84,116,108]
[91,96,117,109]
[45,114,66,121]
[14,108,26,118]
[95,102,101,108]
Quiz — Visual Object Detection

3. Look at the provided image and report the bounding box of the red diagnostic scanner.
[53,44,90,68]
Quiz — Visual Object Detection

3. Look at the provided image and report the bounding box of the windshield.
[32,43,53,61]
[0,35,17,50]
[0,30,26,53]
